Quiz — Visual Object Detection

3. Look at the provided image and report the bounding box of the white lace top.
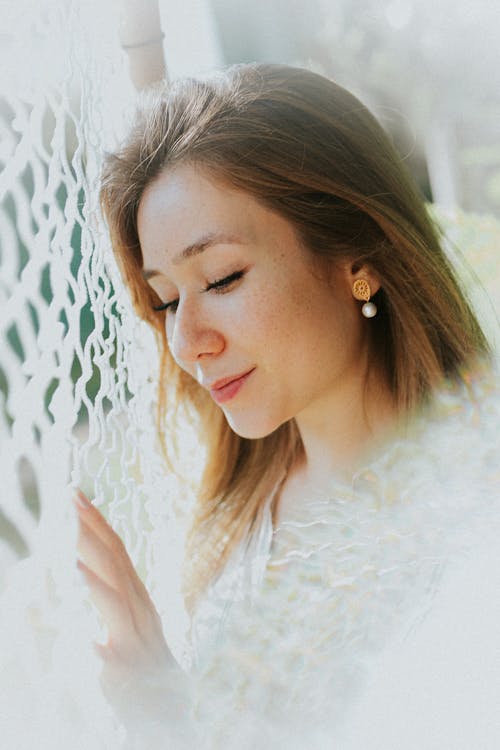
[169,370,500,749]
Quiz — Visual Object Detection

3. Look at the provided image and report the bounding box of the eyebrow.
[141,233,245,281]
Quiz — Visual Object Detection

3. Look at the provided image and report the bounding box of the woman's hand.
[73,489,174,699]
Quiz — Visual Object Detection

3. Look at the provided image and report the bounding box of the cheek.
[253,297,297,356]
[294,293,355,369]
[231,284,287,340]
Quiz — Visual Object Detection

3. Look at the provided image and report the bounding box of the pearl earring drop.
[352,279,378,318]
[361,301,377,318]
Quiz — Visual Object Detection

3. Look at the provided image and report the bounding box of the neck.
[292,367,398,491]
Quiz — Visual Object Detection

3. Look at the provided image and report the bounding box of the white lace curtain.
[0,0,187,599]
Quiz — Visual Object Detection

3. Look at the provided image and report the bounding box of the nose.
[167,297,225,366]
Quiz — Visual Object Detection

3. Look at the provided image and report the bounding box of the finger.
[79,560,171,680]
[77,517,132,594]
[73,490,162,634]
[73,491,127,553]
[78,558,135,647]
[74,492,141,585]
[93,641,132,697]
[74,497,159,636]
[75,504,153,612]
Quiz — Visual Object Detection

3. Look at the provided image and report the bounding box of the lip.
[208,368,255,404]
[208,368,255,391]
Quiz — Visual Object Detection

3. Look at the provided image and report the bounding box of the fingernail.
[73,489,91,509]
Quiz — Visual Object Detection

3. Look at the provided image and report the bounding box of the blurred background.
[159,0,500,216]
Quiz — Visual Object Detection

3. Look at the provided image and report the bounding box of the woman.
[80,63,498,747]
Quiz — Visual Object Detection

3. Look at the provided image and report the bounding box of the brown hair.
[100,63,489,607]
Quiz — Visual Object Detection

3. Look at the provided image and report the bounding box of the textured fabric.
[166,368,500,748]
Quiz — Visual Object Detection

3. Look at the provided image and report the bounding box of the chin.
[223,410,286,441]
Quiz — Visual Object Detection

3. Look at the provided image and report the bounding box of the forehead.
[137,165,257,251]
[136,164,307,273]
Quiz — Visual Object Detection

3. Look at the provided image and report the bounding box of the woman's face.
[137,164,368,439]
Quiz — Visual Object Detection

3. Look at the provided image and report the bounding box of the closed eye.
[205,269,244,293]
[152,270,245,313]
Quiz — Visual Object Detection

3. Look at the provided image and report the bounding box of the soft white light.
[385,0,413,29]
[159,0,223,78]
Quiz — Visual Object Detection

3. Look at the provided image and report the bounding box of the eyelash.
[152,270,245,314]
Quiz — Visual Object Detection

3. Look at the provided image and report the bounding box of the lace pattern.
[184,369,500,747]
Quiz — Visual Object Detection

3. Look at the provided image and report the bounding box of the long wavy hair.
[100,63,489,607]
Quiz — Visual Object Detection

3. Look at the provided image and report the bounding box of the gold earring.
[352,279,377,318]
